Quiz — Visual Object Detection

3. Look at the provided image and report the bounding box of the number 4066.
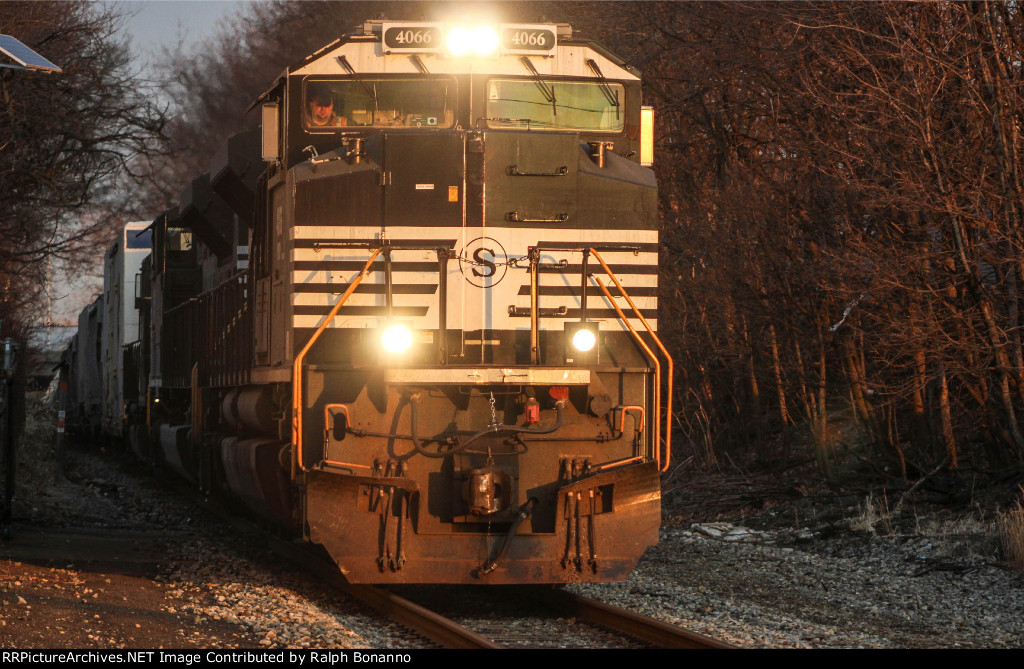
[511,31,547,47]
[393,30,433,44]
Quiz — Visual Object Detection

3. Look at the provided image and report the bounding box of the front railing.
[521,244,672,472]
[122,340,145,406]
[161,270,251,388]
[291,242,673,475]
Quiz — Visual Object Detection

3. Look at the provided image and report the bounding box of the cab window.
[303,78,455,130]
[125,228,152,250]
[486,78,624,132]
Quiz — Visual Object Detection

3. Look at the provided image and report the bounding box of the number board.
[382,22,444,54]
[500,24,557,56]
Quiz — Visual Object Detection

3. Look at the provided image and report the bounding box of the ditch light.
[381,323,413,354]
[565,321,599,365]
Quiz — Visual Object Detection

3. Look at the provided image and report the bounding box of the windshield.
[486,78,624,132]
[303,78,454,130]
[125,228,152,250]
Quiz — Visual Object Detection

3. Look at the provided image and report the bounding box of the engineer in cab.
[306,88,346,128]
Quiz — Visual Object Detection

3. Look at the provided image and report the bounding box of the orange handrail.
[292,249,382,477]
[322,403,373,472]
[322,460,373,472]
[324,403,351,433]
[591,249,674,473]
[592,455,646,472]
[592,275,662,469]
[616,405,645,434]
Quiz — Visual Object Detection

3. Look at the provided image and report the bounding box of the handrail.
[590,249,674,473]
[592,274,661,469]
[615,405,645,434]
[292,249,382,477]
[506,165,569,177]
[322,403,373,472]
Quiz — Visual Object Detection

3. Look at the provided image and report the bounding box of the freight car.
[64,222,150,441]
[66,20,673,584]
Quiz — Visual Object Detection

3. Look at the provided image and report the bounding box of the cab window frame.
[484,76,626,134]
[300,75,459,134]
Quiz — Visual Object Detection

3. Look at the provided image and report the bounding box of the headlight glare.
[446,25,498,57]
[564,321,599,364]
[446,27,472,56]
[471,26,498,56]
[381,324,413,354]
[572,328,597,352]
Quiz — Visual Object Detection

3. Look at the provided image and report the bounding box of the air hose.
[478,497,538,576]
[409,394,564,458]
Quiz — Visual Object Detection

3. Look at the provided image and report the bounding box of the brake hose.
[409,394,565,458]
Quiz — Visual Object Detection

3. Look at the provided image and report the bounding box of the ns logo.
[458,236,508,288]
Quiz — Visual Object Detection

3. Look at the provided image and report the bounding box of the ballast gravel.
[570,523,1024,648]
[162,537,408,649]
[2,440,1022,648]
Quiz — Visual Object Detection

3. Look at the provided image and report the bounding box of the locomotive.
[63,20,672,584]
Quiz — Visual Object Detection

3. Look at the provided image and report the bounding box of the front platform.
[304,461,661,584]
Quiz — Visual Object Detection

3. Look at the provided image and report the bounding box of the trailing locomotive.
[63,20,672,584]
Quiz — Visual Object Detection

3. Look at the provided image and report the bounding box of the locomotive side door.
[382,131,466,343]
[382,131,464,229]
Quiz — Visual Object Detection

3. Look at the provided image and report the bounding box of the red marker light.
[524,397,540,424]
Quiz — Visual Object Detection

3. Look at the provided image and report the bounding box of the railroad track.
[534,588,733,649]
[273,536,732,649]
[269,538,497,649]
[160,468,732,649]
[386,583,734,649]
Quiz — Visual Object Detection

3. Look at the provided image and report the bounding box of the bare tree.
[136,0,583,215]
[131,1,1024,475]
[0,1,166,333]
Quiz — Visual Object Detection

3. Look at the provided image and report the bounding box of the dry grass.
[997,488,1024,572]
[16,392,59,491]
[850,491,894,535]
[850,492,1004,562]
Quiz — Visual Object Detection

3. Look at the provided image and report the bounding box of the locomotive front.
[255,21,669,583]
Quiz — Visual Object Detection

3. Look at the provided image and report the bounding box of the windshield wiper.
[586,58,620,120]
[409,55,450,111]
[336,55,378,109]
[478,117,540,130]
[519,56,556,116]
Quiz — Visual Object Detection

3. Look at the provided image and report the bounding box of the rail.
[269,528,498,648]
[181,467,498,649]
[542,589,734,649]
[292,241,458,475]
[523,244,672,472]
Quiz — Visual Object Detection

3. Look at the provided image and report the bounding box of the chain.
[488,391,499,429]
[455,251,529,269]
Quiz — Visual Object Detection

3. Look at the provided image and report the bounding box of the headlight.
[446,25,498,57]
[446,27,472,56]
[381,324,413,353]
[572,328,597,352]
[564,321,599,364]
[470,26,499,56]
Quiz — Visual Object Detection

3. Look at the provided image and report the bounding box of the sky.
[111,0,251,76]
[48,1,252,325]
